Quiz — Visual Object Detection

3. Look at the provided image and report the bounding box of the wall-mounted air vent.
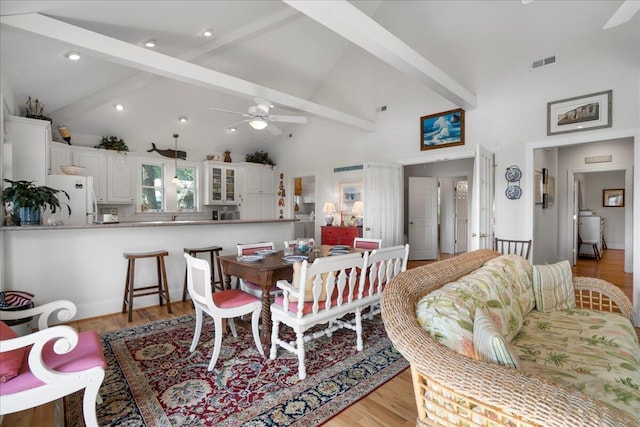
[531,55,556,69]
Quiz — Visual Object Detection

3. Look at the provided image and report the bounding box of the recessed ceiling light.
[65,51,81,61]
[227,127,237,133]
[144,39,156,48]
[202,29,213,37]
[178,116,188,123]
[114,104,125,112]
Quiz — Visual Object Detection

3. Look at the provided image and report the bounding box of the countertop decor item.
[23,96,51,122]
[58,125,71,144]
[2,179,71,225]
[224,150,232,162]
[60,165,85,175]
[95,136,129,153]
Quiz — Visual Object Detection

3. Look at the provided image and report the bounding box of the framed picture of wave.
[420,108,465,151]
[547,90,612,135]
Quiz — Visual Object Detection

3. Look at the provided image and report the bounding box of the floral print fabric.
[511,309,640,424]
[415,255,533,357]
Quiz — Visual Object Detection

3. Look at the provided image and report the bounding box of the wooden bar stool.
[182,246,224,302]
[122,250,172,322]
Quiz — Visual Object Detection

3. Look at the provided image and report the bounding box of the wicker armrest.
[573,276,633,320]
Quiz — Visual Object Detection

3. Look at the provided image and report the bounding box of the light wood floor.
[2,249,633,426]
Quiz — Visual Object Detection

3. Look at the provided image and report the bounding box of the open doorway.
[404,158,473,260]
[292,175,316,240]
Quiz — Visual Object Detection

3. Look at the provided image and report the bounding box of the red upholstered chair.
[185,254,263,370]
[0,300,106,426]
[353,237,383,250]
[236,242,280,298]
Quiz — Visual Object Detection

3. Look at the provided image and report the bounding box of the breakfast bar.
[2,219,297,320]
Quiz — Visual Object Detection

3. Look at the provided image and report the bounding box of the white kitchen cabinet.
[107,153,136,204]
[203,162,237,205]
[7,116,51,185]
[72,147,107,203]
[239,163,275,219]
[48,141,72,175]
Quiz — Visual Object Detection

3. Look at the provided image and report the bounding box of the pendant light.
[171,133,181,185]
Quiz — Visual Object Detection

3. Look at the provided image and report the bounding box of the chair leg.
[159,256,172,314]
[355,309,363,352]
[251,308,264,357]
[296,331,306,380]
[190,308,203,353]
[269,320,280,360]
[228,317,238,338]
[208,317,224,371]
[82,369,105,427]
[127,260,135,322]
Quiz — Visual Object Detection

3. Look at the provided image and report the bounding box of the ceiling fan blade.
[209,106,246,115]
[266,124,282,136]
[226,119,250,130]
[267,115,308,124]
[603,0,640,30]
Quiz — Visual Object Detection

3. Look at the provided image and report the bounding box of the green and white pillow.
[532,260,575,312]
[473,308,521,369]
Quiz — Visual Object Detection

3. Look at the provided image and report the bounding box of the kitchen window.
[176,166,198,211]
[140,162,165,212]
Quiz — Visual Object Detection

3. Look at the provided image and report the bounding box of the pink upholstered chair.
[185,253,264,371]
[236,242,280,298]
[0,300,106,426]
[353,237,383,250]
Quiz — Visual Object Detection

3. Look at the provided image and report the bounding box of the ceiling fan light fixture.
[249,119,268,130]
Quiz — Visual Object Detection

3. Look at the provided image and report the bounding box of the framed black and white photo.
[547,90,612,136]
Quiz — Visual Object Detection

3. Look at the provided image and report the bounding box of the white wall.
[533,147,559,264]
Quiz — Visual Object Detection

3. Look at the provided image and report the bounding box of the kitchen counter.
[1,218,296,231]
[2,219,299,320]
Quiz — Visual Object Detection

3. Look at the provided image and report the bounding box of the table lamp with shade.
[351,200,363,227]
[323,202,336,226]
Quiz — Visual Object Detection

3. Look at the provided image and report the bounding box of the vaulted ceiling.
[1,1,638,155]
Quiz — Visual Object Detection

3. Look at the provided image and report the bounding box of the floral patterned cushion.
[511,309,640,424]
[416,255,530,357]
[483,254,535,315]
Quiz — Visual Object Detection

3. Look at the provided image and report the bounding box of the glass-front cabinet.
[204,162,237,205]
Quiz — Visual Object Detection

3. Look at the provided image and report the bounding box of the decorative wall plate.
[505,165,522,182]
[505,185,522,200]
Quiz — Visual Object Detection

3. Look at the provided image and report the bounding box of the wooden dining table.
[218,245,361,353]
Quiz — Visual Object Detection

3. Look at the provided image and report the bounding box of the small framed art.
[603,189,624,207]
[547,90,612,136]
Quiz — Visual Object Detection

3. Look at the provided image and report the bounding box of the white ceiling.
[1,1,638,156]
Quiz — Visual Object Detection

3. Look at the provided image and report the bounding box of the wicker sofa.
[382,249,639,427]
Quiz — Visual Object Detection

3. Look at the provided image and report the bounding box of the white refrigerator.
[44,175,98,225]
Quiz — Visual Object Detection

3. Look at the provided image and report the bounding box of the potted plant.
[2,179,70,225]
[95,136,129,153]
[245,150,276,167]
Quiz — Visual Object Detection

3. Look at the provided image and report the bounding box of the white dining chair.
[236,242,280,298]
[184,253,264,371]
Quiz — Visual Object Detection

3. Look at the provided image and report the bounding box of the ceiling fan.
[209,98,308,136]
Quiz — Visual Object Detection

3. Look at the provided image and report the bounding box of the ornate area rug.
[64,314,407,426]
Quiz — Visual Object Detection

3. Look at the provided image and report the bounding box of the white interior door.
[363,162,403,246]
[440,178,455,254]
[470,145,494,250]
[455,180,468,253]
[408,177,438,260]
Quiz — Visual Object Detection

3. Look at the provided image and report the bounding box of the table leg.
[260,285,273,355]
